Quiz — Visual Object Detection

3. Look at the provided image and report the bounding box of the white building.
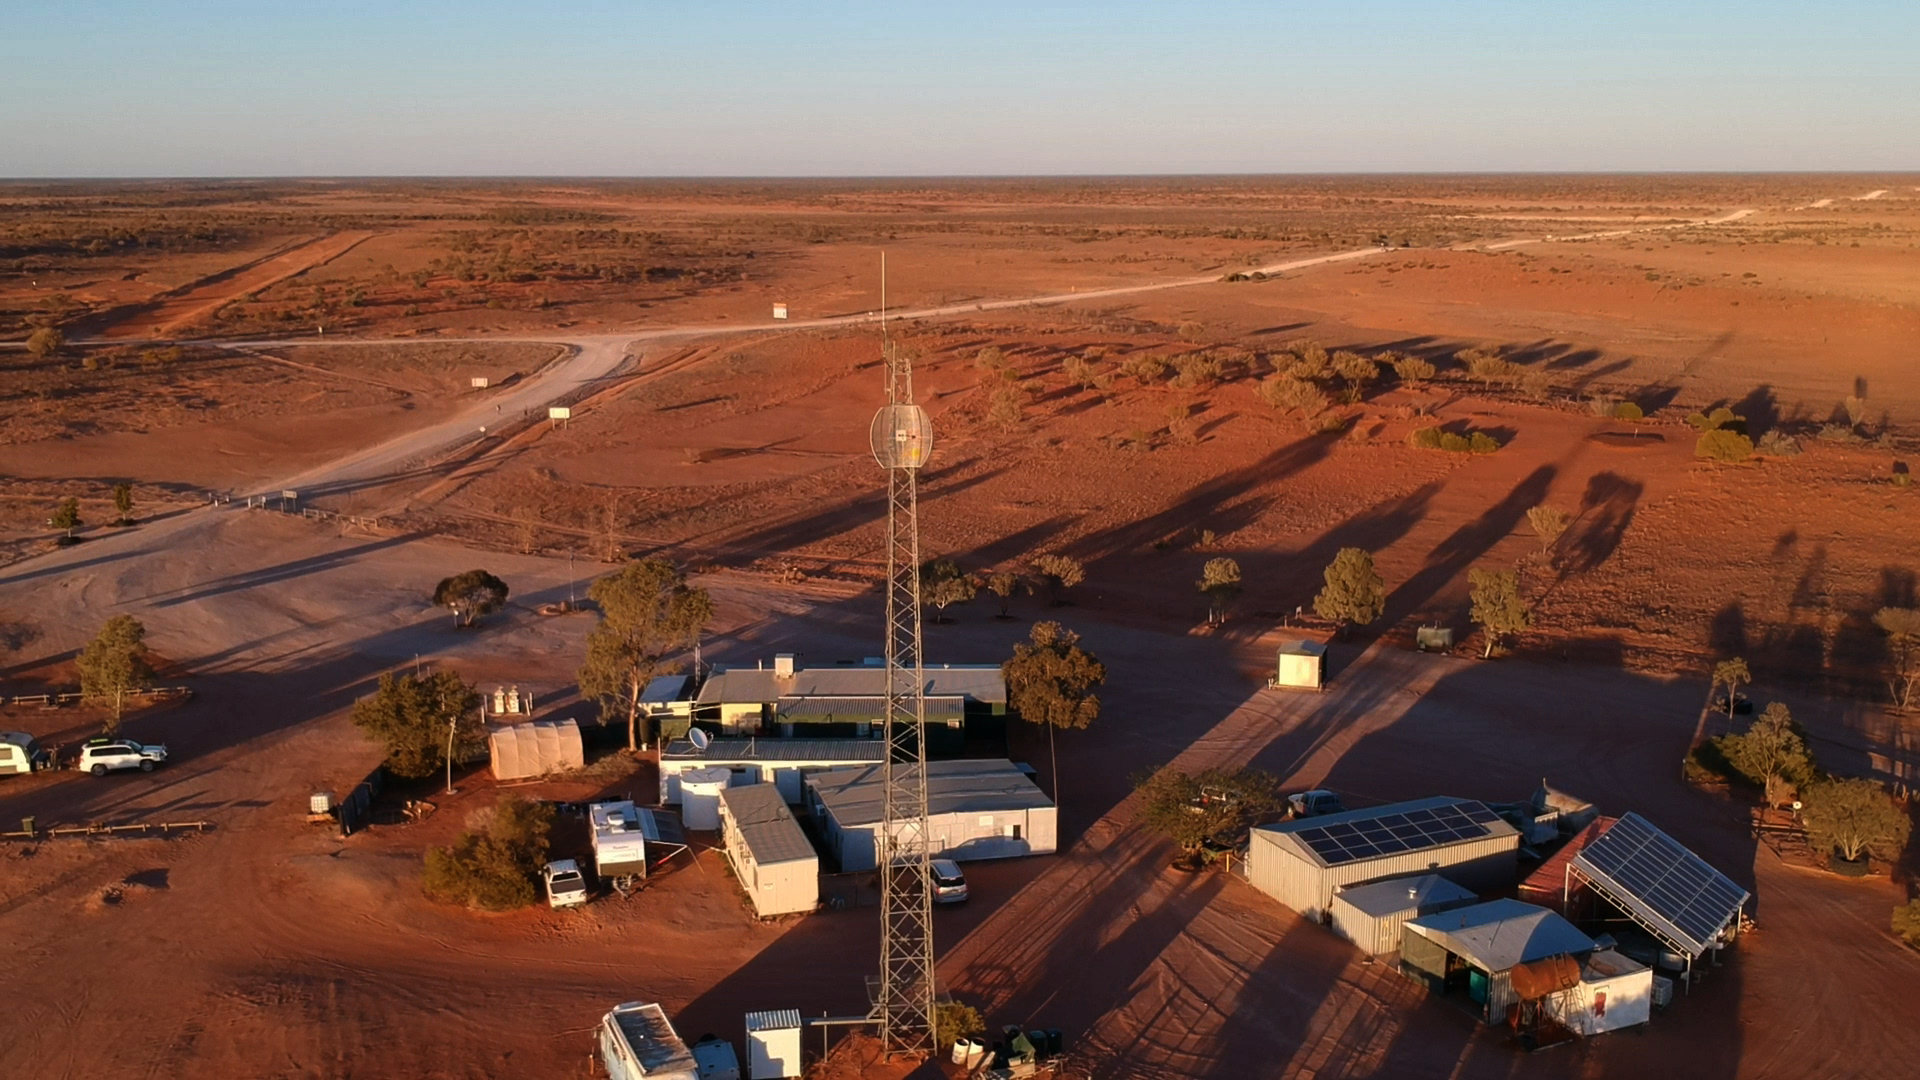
[1544,948,1654,1036]
[1400,898,1596,1023]
[1328,873,1478,956]
[1248,797,1521,923]
[659,736,886,806]
[804,759,1056,872]
[719,784,819,919]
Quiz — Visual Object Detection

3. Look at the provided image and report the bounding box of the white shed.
[489,718,584,781]
[1545,948,1654,1036]
[1329,873,1478,956]
[744,1009,803,1079]
[1248,796,1521,923]
[1273,640,1327,690]
[720,785,819,918]
[1400,898,1596,1023]
[804,759,1056,872]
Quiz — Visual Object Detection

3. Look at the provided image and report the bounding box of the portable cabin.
[1272,641,1327,690]
[804,759,1056,872]
[719,785,819,918]
[659,736,887,806]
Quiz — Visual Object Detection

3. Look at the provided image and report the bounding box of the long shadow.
[1560,472,1642,575]
[1383,465,1556,626]
[0,543,165,588]
[142,532,423,608]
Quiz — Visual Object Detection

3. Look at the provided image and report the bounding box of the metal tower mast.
[869,307,937,1055]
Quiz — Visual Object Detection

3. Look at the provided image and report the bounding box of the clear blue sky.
[4,1,1915,176]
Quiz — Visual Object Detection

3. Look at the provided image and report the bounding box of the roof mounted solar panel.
[1570,812,1748,957]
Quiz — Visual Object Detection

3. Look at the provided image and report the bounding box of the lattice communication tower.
[868,318,938,1055]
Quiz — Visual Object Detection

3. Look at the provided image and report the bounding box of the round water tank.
[679,767,731,831]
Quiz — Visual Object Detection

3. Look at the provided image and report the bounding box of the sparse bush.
[1459,348,1515,389]
[1063,355,1100,392]
[422,795,556,911]
[1756,430,1801,457]
[1894,900,1920,950]
[1468,432,1500,454]
[1285,342,1330,381]
[933,1000,986,1052]
[26,326,63,359]
[1332,351,1377,403]
[1527,505,1569,556]
[1874,607,1920,711]
[1121,354,1171,385]
[1817,423,1858,443]
[1613,401,1644,421]
[987,384,1026,429]
[1172,352,1225,390]
[1696,429,1754,463]
[1687,406,1745,434]
[1409,426,1444,450]
[1197,557,1241,625]
[1032,554,1086,604]
[1843,394,1869,430]
[1392,354,1436,387]
[1719,702,1816,806]
[1520,369,1552,400]
[49,497,81,538]
[1439,432,1471,452]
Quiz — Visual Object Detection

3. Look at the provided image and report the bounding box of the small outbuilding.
[489,718,584,781]
[1543,948,1654,1036]
[804,759,1056,872]
[1248,796,1521,923]
[1271,640,1327,690]
[1400,898,1596,1023]
[720,784,819,918]
[1329,873,1478,956]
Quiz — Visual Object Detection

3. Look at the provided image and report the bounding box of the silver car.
[76,739,168,776]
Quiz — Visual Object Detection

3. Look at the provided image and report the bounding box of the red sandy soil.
[2,177,1918,1078]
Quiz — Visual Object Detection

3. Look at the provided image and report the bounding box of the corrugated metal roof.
[775,695,962,719]
[1335,873,1477,917]
[806,759,1052,827]
[696,663,1006,705]
[607,1002,698,1077]
[662,737,888,763]
[745,1009,804,1032]
[642,674,690,705]
[722,784,818,866]
[1405,898,1594,972]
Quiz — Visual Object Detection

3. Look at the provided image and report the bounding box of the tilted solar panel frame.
[1569,812,1749,957]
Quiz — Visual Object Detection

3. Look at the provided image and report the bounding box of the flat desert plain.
[1,176,1918,1079]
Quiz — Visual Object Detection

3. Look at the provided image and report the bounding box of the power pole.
[869,306,937,1053]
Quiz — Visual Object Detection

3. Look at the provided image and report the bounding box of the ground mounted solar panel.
[1570,812,1749,957]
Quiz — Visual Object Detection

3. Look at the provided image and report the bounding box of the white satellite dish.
[689,728,711,751]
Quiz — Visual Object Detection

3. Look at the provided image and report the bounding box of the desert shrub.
[1331,351,1377,402]
[1696,429,1755,463]
[1587,394,1617,417]
[1121,354,1170,385]
[1843,394,1869,430]
[1687,406,1745,434]
[1284,342,1331,381]
[934,1000,986,1051]
[1756,430,1801,457]
[1062,355,1098,392]
[1520,369,1552,400]
[1439,432,1471,452]
[1895,900,1920,950]
[1176,320,1206,342]
[1409,426,1444,450]
[987,384,1025,429]
[1613,402,1644,421]
[974,346,1005,372]
[422,796,556,911]
[1172,352,1225,390]
[1469,432,1501,454]
[1817,423,1858,443]
[1392,355,1436,386]
[1459,348,1516,388]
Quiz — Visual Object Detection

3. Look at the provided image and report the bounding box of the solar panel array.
[1571,812,1749,956]
[1293,801,1504,866]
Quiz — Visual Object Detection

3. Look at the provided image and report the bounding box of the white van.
[0,732,48,775]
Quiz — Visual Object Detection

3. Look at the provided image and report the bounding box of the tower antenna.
[867,259,935,1057]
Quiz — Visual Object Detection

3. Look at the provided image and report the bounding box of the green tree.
[1314,547,1385,636]
[77,615,156,733]
[351,670,484,779]
[577,557,714,751]
[1032,553,1085,606]
[49,497,81,539]
[1003,621,1105,806]
[1712,657,1751,719]
[1468,567,1530,658]
[1872,607,1920,711]
[1721,702,1815,807]
[1135,765,1281,855]
[1526,505,1569,558]
[421,794,556,910]
[1459,348,1515,389]
[25,326,63,359]
[1801,778,1912,864]
[920,558,977,622]
[933,1000,986,1053]
[986,570,1023,618]
[112,483,134,525]
[432,569,510,628]
[1198,557,1241,625]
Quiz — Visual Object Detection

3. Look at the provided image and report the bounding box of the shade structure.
[1569,812,1748,957]
[489,719,584,780]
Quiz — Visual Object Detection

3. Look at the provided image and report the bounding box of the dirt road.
[94,230,379,340]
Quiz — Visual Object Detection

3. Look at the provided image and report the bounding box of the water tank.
[681,767,732,831]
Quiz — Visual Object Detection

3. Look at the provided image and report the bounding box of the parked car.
[0,732,50,775]
[544,859,589,908]
[930,858,969,904]
[1288,789,1346,819]
[75,738,168,776]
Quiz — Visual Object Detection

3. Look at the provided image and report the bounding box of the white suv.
[76,739,168,776]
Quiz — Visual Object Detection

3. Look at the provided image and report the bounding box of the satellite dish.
[870,404,933,470]
[689,728,711,751]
